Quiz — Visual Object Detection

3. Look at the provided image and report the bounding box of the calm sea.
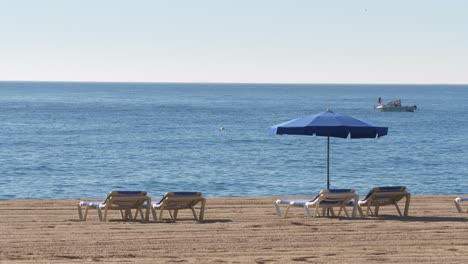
[0,82,467,199]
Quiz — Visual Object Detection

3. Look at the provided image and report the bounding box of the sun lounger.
[454,197,468,213]
[274,189,360,218]
[151,192,206,222]
[358,186,410,217]
[77,191,151,221]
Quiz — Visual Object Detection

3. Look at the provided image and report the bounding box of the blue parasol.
[271,109,388,190]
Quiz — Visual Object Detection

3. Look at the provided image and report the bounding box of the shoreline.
[1,195,467,263]
[1,193,467,201]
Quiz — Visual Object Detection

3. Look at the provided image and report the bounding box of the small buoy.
[219,127,224,131]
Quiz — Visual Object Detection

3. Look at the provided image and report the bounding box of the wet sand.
[1,195,467,263]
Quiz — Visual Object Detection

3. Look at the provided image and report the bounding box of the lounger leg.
[84,207,90,221]
[126,210,130,220]
[128,210,133,220]
[342,206,349,218]
[191,207,198,221]
[314,205,320,218]
[173,209,179,220]
[145,199,151,221]
[404,194,411,216]
[357,206,364,218]
[168,210,175,222]
[120,210,125,220]
[304,205,312,218]
[394,203,402,216]
[329,208,336,217]
[350,196,357,218]
[103,208,109,222]
[337,207,343,216]
[283,205,291,218]
[125,209,133,221]
[133,209,140,221]
[375,206,380,216]
[365,205,371,217]
[77,205,84,221]
[159,208,165,222]
[151,207,158,221]
[274,202,282,217]
[351,203,357,218]
[135,208,146,220]
[454,199,463,213]
[199,199,206,221]
[97,208,103,222]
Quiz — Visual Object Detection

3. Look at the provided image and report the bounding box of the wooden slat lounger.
[77,191,151,221]
[357,186,411,217]
[151,192,206,222]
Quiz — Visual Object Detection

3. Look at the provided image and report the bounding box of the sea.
[0,82,467,199]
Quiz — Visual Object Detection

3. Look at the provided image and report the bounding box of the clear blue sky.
[1,0,467,84]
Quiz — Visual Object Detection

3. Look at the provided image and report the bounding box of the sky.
[1,0,467,84]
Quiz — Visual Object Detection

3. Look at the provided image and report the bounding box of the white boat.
[376,100,417,112]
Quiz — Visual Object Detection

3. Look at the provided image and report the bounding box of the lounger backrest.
[309,189,354,203]
[156,192,203,209]
[362,186,407,205]
[315,189,356,204]
[362,186,406,200]
[328,189,354,193]
[104,191,149,209]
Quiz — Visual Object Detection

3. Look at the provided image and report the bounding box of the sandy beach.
[0,195,467,263]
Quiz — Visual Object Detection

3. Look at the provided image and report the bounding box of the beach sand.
[1,195,467,263]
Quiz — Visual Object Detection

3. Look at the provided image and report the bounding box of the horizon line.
[0,79,467,86]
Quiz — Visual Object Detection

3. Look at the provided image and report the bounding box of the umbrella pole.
[327,135,330,190]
